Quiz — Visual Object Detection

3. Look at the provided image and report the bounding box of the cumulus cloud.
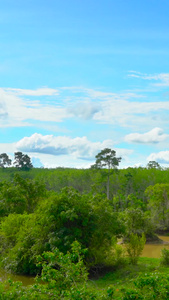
[16,133,113,159]
[16,133,133,161]
[147,151,169,164]
[125,128,169,144]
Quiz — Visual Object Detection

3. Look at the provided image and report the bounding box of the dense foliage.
[0,159,168,297]
[0,184,124,274]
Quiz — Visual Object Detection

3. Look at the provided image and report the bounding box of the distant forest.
[0,155,168,201]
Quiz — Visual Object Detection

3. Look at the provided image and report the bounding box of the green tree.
[91,148,121,199]
[147,160,162,170]
[0,175,46,216]
[145,183,169,230]
[0,153,12,168]
[0,188,124,274]
[13,174,46,213]
[0,213,39,274]
[14,152,33,171]
[123,208,155,239]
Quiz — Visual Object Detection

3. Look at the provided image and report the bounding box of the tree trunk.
[107,174,110,199]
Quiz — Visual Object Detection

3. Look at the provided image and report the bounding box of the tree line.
[0,152,33,170]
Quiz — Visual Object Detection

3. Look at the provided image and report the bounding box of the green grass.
[87,257,169,298]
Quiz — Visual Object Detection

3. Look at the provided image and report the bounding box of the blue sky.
[1,0,169,168]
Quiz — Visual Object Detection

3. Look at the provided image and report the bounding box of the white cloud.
[0,143,16,154]
[15,133,133,162]
[31,157,44,168]
[114,148,133,161]
[91,100,169,130]
[1,85,169,132]
[61,87,169,128]
[85,88,143,100]
[5,87,59,96]
[147,151,169,164]
[0,132,133,168]
[128,71,169,86]
[0,88,69,127]
[16,133,114,160]
[125,128,169,144]
[68,102,100,120]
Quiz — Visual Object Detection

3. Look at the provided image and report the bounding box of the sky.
[1,0,169,168]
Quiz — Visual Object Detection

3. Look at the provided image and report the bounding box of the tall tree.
[91,148,121,199]
[147,161,162,170]
[14,152,33,171]
[0,153,12,168]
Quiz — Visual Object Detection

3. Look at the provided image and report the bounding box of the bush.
[0,242,112,299]
[126,233,146,264]
[122,287,143,300]
[160,248,169,266]
[0,188,124,274]
[134,272,169,299]
[121,272,169,299]
[104,239,127,267]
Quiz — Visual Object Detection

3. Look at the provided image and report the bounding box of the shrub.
[0,242,107,299]
[122,287,143,300]
[160,247,169,266]
[126,233,146,264]
[134,272,169,299]
[104,239,127,267]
